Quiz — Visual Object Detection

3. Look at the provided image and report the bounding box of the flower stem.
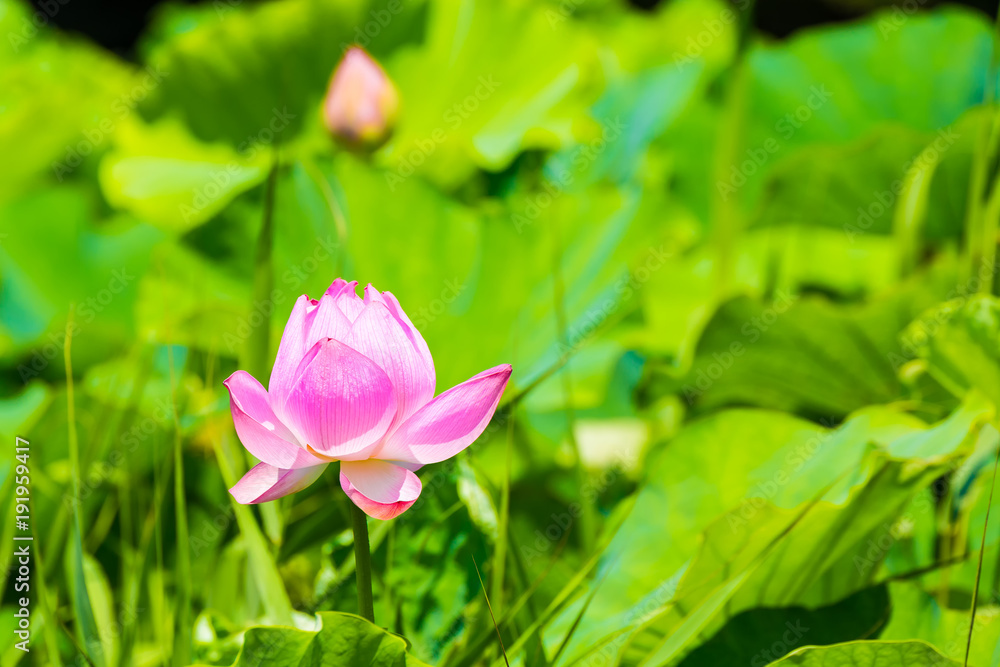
[351,503,376,623]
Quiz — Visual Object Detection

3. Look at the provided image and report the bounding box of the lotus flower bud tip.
[322,47,399,151]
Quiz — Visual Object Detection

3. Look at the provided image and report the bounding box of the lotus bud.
[322,47,399,152]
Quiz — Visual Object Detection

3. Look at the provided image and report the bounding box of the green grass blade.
[964,443,1000,666]
[65,310,104,666]
[214,432,295,624]
[167,345,192,666]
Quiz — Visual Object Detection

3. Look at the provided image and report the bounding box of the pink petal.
[340,459,421,520]
[230,461,327,504]
[347,298,435,429]
[361,284,386,306]
[282,338,398,461]
[334,281,365,321]
[325,278,352,297]
[224,371,325,469]
[269,295,321,410]
[376,364,511,465]
[381,290,435,383]
[307,292,353,347]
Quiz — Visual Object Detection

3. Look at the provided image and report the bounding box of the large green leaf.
[192,613,431,667]
[0,2,135,202]
[676,262,959,418]
[682,294,904,417]
[552,392,989,665]
[753,116,974,243]
[99,117,270,233]
[734,6,992,209]
[618,397,990,665]
[766,640,961,666]
[382,0,600,188]
[678,586,890,667]
[546,406,921,663]
[880,581,1000,666]
[0,187,162,371]
[138,0,385,146]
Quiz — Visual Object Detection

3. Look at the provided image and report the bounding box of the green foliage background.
[2,0,1000,665]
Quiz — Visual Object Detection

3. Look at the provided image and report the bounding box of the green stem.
[351,503,376,623]
[168,344,192,666]
[247,151,283,547]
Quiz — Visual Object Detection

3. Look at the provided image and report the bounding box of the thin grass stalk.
[65,309,104,665]
[167,344,192,666]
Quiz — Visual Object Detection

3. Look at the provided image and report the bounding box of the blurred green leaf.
[99,118,269,233]
[736,6,993,209]
[0,8,134,202]
[383,0,601,187]
[683,294,904,418]
[140,0,376,146]
[193,612,431,666]
[0,186,162,373]
[907,294,1000,408]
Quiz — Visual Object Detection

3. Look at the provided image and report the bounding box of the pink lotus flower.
[224,279,511,520]
[322,47,399,151]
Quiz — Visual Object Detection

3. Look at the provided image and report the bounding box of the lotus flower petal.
[340,459,421,520]
[224,370,325,469]
[230,461,327,504]
[335,286,365,321]
[307,291,353,348]
[376,364,511,465]
[325,277,352,297]
[348,292,435,428]
[283,338,397,460]
[381,290,435,383]
[268,295,320,410]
